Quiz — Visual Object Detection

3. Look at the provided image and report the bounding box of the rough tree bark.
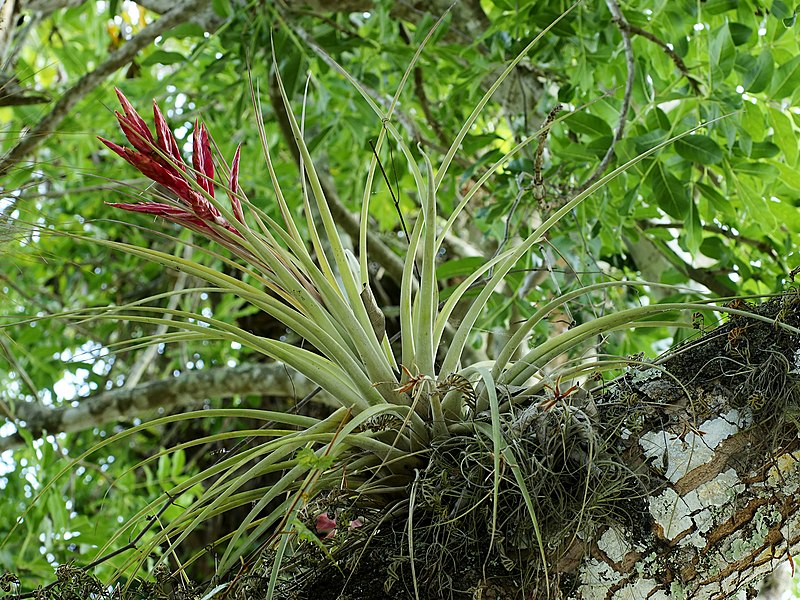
[567,297,800,598]
[284,295,800,600]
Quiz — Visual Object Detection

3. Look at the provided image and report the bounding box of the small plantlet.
[540,374,580,410]
[393,364,435,396]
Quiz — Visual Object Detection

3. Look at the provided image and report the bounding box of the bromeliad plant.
[11,17,757,600]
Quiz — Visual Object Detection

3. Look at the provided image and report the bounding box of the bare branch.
[22,0,84,15]
[1,362,330,450]
[619,20,702,94]
[123,244,193,389]
[625,227,737,297]
[267,69,407,284]
[134,0,223,31]
[642,220,780,260]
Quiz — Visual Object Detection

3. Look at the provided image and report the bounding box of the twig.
[0,271,95,339]
[0,335,38,401]
[12,495,178,599]
[369,138,421,281]
[0,0,203,177]
[631,225,738,296]
[369,140,411,246]
[576,0,634,193]
[533,104,563,200]
[395,22,451,149]
[22,178,149,200]
[618,21,702,94]
[412,66,450,147]
[123,242,193,389]
[641,220,779,259]
[281,14,421,141]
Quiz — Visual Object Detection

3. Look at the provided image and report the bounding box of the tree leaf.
[646,161,690,218]
[709,24,735,80]
[695,181,728,215]
[769,108,798,165]
[161,22,207,40]
[684,200,702,255]
[212,0,232,17]
[746,141,780,159]
[141,50,188,66]
[729,159,779,180]
[777,163,800,190]
[743,50,774,93]
[771,0,792,19]
[704,0,738,14]
[771,54,800,99]
[645,107,671,131]
[674,135,724,164]
[728,23,753,46]
[564,112,612,138]
[733,175,778,228]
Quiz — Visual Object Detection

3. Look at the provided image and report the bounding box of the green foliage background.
[1,0,799,591]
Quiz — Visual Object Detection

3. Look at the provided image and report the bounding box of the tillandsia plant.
[7,7,800,600]
[71,86,708,597]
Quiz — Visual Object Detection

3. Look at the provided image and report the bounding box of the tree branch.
[626,226,737,297]
[618,19,702,94]
[0,362,330,450]
[0,0,206,177]
[133,0,223,32]
[642,220,780,260]
[266,69,407,284]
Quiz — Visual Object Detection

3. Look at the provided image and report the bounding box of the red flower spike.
[152,100,184,170]
[227,144,244,223]
[99,137,194,200]
[97,137,128,159]
[192,121,215,198]
[113,89,155,155]
[107,202,213,232]
[102,90,245,240]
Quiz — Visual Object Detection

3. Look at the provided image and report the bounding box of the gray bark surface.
[3,362,329,450]
[563,296,800,598]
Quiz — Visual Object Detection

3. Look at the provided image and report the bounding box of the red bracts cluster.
[99,88,245,237]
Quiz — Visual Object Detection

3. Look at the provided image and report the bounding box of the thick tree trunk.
[567,295,800,599]
[284,295,800,600]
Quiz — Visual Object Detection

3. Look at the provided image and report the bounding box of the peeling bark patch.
[615,579,672,599]
[565,295,800,599]
[598,527,633,564]
[639,410,741,483]
[576,558,668,600]
[718,504,780,562]
[649,487,694,542]
[766,449,800,493]
[646,470,743,548]
[576,558,621,599]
